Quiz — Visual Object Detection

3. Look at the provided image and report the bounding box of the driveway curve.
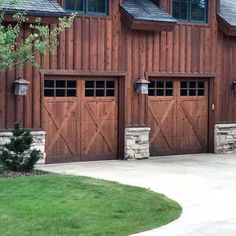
[38,154,236,236]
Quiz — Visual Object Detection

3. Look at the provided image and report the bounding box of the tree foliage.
[0,0,75,72]
[0,123,41,172]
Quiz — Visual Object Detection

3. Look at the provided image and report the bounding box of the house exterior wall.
[0,0,234,159]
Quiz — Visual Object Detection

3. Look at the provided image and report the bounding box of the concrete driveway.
[38,154,236,236]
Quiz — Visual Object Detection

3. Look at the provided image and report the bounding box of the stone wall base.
[0,131,46,164]
[125,127,150,160]
[215,124,236,154]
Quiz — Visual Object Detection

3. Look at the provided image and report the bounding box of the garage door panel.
[44,100,78,158]
[44,78,118,163]
[149,98,176,155]
[148,79,209,156]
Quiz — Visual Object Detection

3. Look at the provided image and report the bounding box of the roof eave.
[2,9,68,18]
[217,14,236,36]
[120,7,177,32]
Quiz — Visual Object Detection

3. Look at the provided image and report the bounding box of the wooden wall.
[216,32,236,122]
[0,0,221,130]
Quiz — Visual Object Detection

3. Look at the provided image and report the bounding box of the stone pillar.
[0,131,46,164]
[125,127,150,160]
[215,124,236,154]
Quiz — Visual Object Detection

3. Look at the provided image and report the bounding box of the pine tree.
[0,123,41,172]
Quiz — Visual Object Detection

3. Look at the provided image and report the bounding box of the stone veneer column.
[125,127,150,160]
[215,124,236,154]
[0,131,46,164]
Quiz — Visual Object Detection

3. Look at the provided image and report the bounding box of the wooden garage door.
[148,79,208,156]
[43,78,118,163]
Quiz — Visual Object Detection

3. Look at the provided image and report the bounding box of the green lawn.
[0,174,181,236]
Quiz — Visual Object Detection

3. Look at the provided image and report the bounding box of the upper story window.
[65,0,108,15]
[173,0,208,23]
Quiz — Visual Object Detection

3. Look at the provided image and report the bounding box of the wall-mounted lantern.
[135,77,150,95]
[14,77,30,96]
[232,81,236,92]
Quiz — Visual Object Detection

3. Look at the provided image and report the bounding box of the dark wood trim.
[146,72,216,78]
[208,77,215,153]
[40,69,127,77]
[118,76,126,160]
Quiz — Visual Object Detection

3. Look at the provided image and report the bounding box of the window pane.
[191,0,207,22]
[44,80,54,88]
[56,89,65,97]
[67,89,77,97]
[156,81,164,88]
[181,81,188,88]
[106,89,115,97]
[65,0,83,11]
[156,89,164,96]
[198,89,205,96]
[173,0,188,20]
[148,89,155,96]
[166,81,173,88]
[65,0,74,10]
[85,90,94,97]
[198,81,205,88]
[56,80,66,88]
[106,81,115,88]
[88,0,106,13]
[181,89,188,96]
[149,81,155,88]
[97,0,106,13]
[96,81,105,88]
[96,90,105,97]
[74,0,83,11]
[88,0,96,12]
[86,81,94,88]
[166,89,173,96]
[44,89,54,97]
[67,80,77,88]
[189,89,196,96]
[189,81,196,88]
[180,1,188,20]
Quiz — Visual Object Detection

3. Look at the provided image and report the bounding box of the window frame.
[172,0,208,24]
[65,0,109,16]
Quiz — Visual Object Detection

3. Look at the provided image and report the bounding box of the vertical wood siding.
[0,0,221,130]
[216,33,236,123]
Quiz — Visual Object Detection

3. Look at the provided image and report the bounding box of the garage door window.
[44,80,77,97]
[85,80,115,97]
[148,80,173,96]
[180,81,205,96]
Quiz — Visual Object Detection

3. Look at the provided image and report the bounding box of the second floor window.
[173,0,208,23]
[65,0,108,15]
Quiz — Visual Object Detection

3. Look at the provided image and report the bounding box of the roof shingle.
[218,0,236,27]
[121,0,177,23]
[1,0,66,17]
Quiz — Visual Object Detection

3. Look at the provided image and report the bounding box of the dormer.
[120,0,177,32]
[218,0,236,36]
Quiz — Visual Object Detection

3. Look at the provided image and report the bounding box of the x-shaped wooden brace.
[179,102,206,148]
[44,102,77,155]
[83,102,116,154]
[148,100,175,149]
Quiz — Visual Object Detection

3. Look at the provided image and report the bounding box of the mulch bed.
[0,169,49,179]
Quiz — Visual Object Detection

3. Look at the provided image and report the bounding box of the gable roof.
[1,0,66,17]
[121,0,176,23]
